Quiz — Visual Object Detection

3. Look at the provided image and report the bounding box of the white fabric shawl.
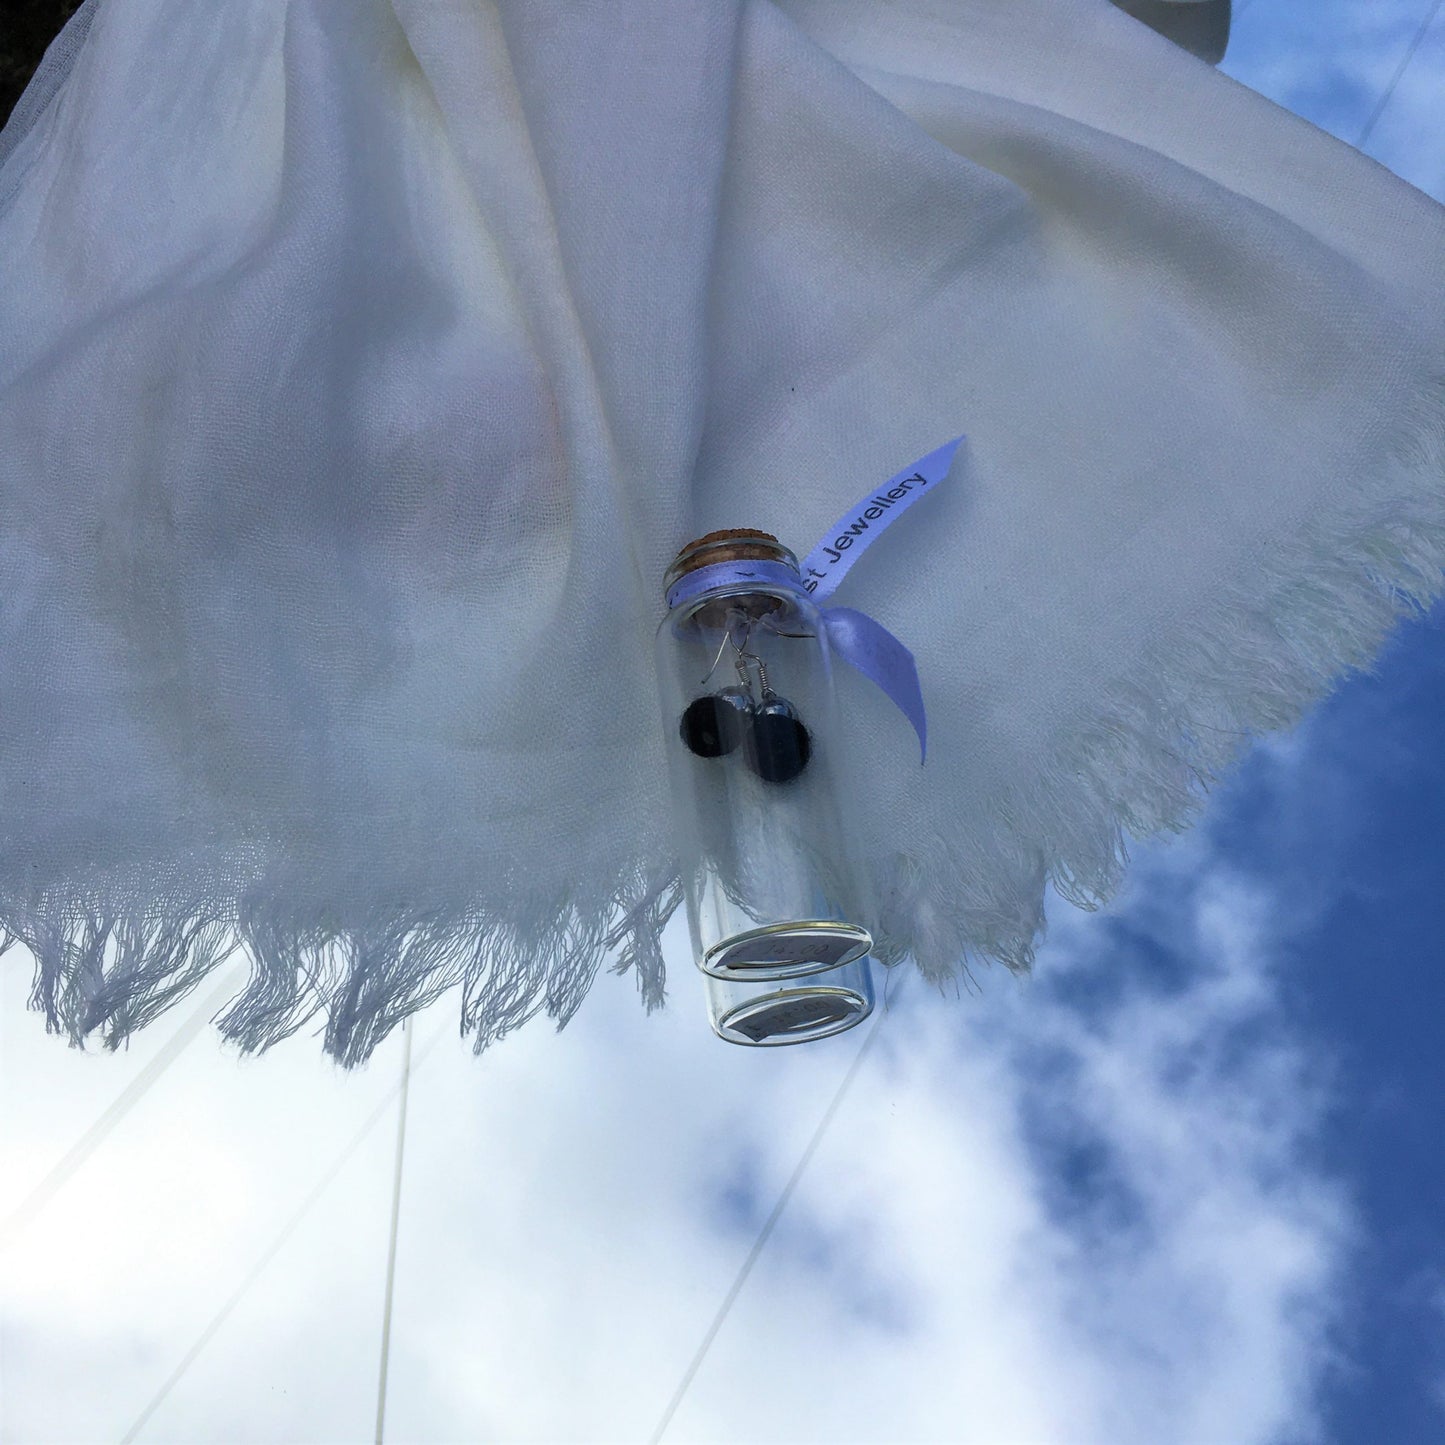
[2,0,1442,1063]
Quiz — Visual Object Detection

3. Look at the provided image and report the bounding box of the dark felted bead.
[680,692,748,758]
[746,705,812,784]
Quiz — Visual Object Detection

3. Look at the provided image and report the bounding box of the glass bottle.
[656,530,875,1045]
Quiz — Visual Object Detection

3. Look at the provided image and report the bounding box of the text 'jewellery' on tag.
[800,436,963,602]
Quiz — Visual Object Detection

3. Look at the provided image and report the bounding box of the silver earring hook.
[733,645,771,700]
[700,627,733,686]
[756,612,813,641]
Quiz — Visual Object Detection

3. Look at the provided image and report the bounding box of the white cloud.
[1,835,1351,1444]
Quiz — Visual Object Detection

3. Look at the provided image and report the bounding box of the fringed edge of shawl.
[5,381,1441,1063]
[2,869,682,1067]
[873,374,1445,987]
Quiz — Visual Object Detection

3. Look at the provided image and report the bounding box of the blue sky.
[1220,6,1445,1438]
[1232,593,1445,1444]
[2,4,1444,1442]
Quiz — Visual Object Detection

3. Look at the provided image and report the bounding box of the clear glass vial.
[656,530,875,1046]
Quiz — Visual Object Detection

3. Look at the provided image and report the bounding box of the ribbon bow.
[666,436,963,763]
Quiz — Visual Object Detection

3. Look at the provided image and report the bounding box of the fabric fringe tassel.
[3,871,682,1067]
[871,377,1445,986]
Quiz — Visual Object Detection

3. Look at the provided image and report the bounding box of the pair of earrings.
[680,634,812,784]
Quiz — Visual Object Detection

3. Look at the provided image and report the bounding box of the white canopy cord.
[1357,0,1444,149]
[649,978,900,1444]
[0,963,245,1257]
[118,1023,445,1443]
[374,1018,414,1445]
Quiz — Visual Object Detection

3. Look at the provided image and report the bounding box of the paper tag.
[800,436,963,600]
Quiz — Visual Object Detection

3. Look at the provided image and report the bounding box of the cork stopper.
[680,529,785,565]
[664,529,800,624]
[665,530,798,591]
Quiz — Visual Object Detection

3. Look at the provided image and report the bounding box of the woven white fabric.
[1,0,1442,1062]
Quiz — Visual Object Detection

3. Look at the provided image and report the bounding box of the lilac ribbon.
[667,436,963,764]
